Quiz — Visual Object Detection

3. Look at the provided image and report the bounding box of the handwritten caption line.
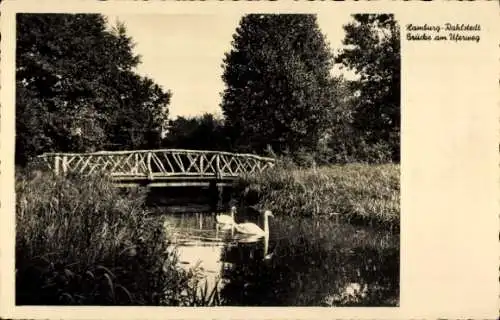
[406,23,481,43]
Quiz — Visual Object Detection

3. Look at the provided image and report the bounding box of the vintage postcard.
[0,0,498,319]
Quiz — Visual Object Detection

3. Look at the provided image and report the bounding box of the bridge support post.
[208,180,218,212]
[217,185,224,209]
[208,181,225,212]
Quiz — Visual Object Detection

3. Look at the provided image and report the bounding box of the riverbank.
[234,163,400,231]
[15,169,200,305]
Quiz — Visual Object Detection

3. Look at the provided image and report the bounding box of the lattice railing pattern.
[39,149,275,179]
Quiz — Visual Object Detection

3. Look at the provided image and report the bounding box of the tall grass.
[15,169,194,305]
[234,163,400,230]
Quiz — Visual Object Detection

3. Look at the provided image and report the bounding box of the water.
[160,208,399,306]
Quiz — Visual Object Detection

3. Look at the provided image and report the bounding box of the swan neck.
[263,215,269,234]
[263,233,269,256]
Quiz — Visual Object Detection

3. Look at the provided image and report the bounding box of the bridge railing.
[38,149,276,180]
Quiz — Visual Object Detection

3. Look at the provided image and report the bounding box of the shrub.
[15,169,191,305]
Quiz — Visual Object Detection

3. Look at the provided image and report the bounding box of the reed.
[15,169,192,305]
[234,163,400,230]
[185,278,221,307]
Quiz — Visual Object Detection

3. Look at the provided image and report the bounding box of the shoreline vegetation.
[15,169,214,306]
[235,162,400,232]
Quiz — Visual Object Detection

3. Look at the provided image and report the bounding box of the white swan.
[235,210,273,236]
[216,206,236,229]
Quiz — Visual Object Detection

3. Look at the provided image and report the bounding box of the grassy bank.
[15,169,198,305]
[234,163,400,230]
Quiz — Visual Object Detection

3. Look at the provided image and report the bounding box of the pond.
[159,206,399,307]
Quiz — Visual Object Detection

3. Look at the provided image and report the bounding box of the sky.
[107,14,355,119]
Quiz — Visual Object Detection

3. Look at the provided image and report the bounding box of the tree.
[16,14,171,165]
[161,113,230,151]
[335,14,400,162]
[314,76,359,164]
[106,71,170,150]
[221,14,335,155]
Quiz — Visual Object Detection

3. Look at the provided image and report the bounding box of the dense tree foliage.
[220,14,336,155]
[335,14,400,162]
[161,113,231,151]
[16,14,170,165]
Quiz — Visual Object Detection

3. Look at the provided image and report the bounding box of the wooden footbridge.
[38,149,276,188]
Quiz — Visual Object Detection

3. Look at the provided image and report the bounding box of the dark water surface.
[158,207,399,306]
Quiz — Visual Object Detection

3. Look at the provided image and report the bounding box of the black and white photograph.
[1,1,498,318]
[12,11,400,307]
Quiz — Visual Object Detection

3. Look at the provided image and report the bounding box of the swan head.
[230,206,237,213]
[264,210,274,217]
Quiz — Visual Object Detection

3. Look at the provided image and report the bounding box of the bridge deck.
[112,174,237,188]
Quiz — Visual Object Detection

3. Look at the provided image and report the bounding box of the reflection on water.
[162,210,399,306]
